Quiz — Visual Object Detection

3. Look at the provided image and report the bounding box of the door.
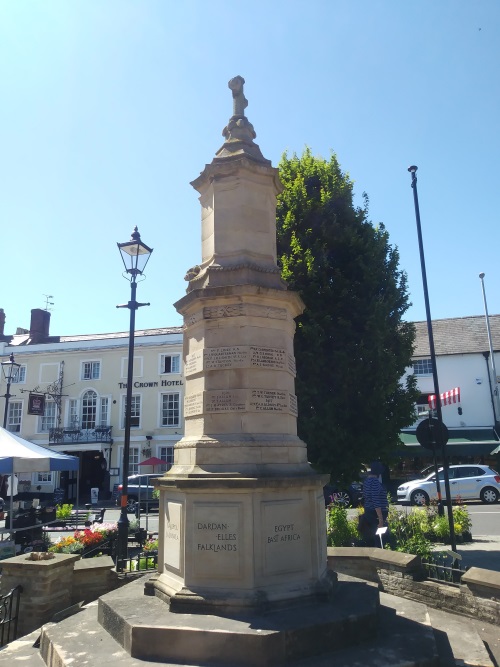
[452,466,486,500]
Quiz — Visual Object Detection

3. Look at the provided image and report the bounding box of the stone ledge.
[462,566,500,592]
[328,546,500,627]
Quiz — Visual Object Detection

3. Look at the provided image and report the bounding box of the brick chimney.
[29,308,51,344]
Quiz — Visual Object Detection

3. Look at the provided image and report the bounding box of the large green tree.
[276,148,418,482]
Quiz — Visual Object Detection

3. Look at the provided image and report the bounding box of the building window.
[100,397,109,427]
[129,447,139,475]
[122,395,141,429]
[10,365,26,384]
[7,401,22,432]
[158,446,174,472]
[39,401,57,433]
[37,472,53,484]
[68,399,78,428]
[82,390,97,429]
[413,358,433,376]
[82,361,101,380]
[161,393,180,427]
[160,354,180,374]
[120,356,143,379]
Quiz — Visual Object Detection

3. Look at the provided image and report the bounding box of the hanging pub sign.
[28,393,46,416]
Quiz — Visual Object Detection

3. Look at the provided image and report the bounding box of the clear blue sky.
[1,1,498,337]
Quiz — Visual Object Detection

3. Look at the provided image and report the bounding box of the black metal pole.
[116,278,139,570]
[408,166,457,553]
[2,355,18,429]
[2,375,12,429]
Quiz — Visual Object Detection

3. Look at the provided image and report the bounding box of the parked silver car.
[397,464,500,505]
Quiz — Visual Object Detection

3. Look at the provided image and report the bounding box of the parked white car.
[397,464,500,505]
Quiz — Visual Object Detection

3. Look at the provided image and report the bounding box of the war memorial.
[92,76,378,664]
[3,76,500,667]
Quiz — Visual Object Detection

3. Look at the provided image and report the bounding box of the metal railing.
[49,426,112,445]
[422,552,468,586]
[0,585,23,647]
[119,550,158,574]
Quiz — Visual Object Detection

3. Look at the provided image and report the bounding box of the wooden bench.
[42,508,106,532]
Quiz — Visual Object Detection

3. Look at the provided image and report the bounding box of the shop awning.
[397,427,499,458]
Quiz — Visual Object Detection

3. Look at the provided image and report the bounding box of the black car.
[116,473,161,511]
[323,481,363,508]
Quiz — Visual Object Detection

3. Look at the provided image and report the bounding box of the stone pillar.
[150,77,331,614]
[0,553,79,636]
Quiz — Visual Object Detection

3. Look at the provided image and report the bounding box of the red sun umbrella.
[138,456,165,469]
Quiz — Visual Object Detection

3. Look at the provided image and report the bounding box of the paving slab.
[0,627,45,666]
[296,591,439,667]
[427,607,494,667]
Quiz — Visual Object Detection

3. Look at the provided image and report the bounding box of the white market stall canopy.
[0,427,79,474]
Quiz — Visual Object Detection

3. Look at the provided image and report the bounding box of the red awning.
[138,456,165,467]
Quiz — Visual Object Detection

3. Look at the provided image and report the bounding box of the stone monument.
[94,77,378,667]
[148,75,331,614]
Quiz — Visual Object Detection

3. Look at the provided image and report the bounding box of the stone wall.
[0,553,122,637]
[0,553,79,637]
[72,556,121,605]
[328,547,500,627]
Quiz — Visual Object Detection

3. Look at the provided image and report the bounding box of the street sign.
[415,417,449,451]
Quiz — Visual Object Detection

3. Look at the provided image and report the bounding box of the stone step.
[427,606,494,667]
[4,593,495,667]
[0,627,46,666]
[295,592,439,667]
[39,602,162,667]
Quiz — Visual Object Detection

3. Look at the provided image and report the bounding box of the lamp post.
[408,166,457,554]
[1,353,21,429]
[479,273,500,429]
[116,226,153,569]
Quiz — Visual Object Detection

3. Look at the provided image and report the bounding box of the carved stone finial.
[228,76,248,117]
[217,76,269,164]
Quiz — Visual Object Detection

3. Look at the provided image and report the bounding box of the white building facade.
[400,314,500,469]
[0,308,184,502]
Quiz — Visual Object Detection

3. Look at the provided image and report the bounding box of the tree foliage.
[276,148,418,482]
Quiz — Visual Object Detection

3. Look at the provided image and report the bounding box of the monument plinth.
[147,76,331,614]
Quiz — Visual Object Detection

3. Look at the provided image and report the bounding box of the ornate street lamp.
[116,226,153,569]
[1,353,21,429]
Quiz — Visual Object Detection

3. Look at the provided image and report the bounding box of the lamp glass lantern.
[1,353,20,384]
[117,226,153,277]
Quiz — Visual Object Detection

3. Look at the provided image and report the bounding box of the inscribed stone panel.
[249,346,286,370]
[185,350,203,376]
[184,392,204,417]
[204,389,246,413]
[249,389,288,413]
[164,501,183,574]
[204,346,248,370]
[262,500,309,575]
[193,503,241,579]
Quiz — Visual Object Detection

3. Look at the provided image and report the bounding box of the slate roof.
[413,314,500,357]
[59,326,183,343]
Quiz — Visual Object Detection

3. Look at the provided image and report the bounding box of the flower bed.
[326,498,473,558]
[49,522,118,556]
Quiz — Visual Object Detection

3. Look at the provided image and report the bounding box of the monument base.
[98,574,379,667]
[152,473,330,613]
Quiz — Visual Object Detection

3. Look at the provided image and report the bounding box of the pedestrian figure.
[362,462,389,547]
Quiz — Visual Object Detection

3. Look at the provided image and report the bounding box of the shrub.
[327,503,358,547]
[452,504,472,535]
[55,504,73,520]
[432,515,450,541]
[143,538,158,552]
